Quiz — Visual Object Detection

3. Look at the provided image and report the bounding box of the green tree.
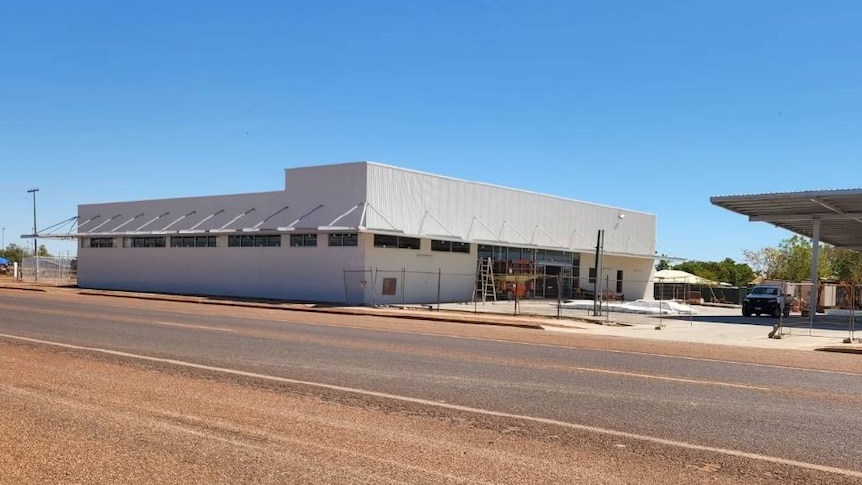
[0,244,27,264]
[823,247,862,283]
[743,235,834,282]
[674,260,718,282]
[37,244,51,257]
[655,259,670,271]
[777,236,816,282]
[715,257,756,287]
[672,258,755,286]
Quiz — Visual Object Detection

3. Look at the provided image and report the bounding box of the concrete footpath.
[1,281,860,354]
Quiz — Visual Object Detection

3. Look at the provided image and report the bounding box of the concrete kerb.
[68,289,546,330]
[815,346,862,355]
[0,284,47,293]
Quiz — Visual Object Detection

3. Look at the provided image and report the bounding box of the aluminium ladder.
[475,257,498,303]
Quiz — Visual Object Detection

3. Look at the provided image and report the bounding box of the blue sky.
[1,1,860,262]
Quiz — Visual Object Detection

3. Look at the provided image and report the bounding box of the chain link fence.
[343,268,476,307]
[341,268,861,342]
[20,256,77,286]
[344,268,596,307]
[778,280,861,341]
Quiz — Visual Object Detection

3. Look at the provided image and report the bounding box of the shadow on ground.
[663,314,855,331]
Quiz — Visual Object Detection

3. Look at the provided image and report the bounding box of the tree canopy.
[0,244,27,264]
[743,235,862,283]
[0,243,53,264]
[38,244,51,257]
[671,258,755,287]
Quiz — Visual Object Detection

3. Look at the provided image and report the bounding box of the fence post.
[371,268,377,308]
[776,281,785,338]
[848,282,857,343]
[658,277,664,329]
[436,268,441,311]
[605,275,610,324]
[514,274,519,316]
[401,267,406,307]
[685,283,700,327]
[557,273,562,319]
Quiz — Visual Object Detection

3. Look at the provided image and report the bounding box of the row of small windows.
[171,236,217,248]
[290,234,317,247]
[373,234,421,250]
[228,235,282,247]
[125,237,166,248]
[82,233,361,249]
[87,237,114,248]
[373,235,472,253]
[430,239,470,253]
[329,233,358,247]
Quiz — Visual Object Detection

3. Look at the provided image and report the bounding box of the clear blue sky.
[2,1,860,262]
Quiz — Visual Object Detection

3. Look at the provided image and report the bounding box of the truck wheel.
[742,310,752,317]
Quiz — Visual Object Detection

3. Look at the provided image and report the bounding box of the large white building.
[76,162,657,305]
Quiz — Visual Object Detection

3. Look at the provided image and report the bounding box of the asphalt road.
[1,289,861,484]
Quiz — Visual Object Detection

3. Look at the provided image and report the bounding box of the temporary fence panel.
[21,257,77,286]
[343,268,476,306]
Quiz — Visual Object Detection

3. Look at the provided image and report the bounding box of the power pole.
[28,188,39,282]
[592,229,604,316]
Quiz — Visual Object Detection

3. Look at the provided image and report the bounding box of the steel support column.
[809,218,821,333]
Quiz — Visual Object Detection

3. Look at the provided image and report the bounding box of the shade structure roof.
[710,189,862,250]
[653,269,721,286]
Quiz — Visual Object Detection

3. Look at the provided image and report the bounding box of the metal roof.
[710,188,862,250]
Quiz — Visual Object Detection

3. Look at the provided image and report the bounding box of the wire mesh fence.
[20,256,77,286]
[342,268,861,342]
[777,280,862,341]
[343,268,476,308]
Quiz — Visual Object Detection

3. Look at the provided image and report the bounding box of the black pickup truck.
[742,285,792,317]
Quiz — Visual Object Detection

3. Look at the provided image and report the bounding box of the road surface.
[0,289,860,484]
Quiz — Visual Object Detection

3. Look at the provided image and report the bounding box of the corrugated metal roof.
[710,188,862,249]
[58,162,658,258]
[361,161,656,217]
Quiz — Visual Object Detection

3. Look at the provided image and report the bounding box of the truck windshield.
[751,287,779,295]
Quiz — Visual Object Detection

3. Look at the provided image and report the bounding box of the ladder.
[475,257,498,303]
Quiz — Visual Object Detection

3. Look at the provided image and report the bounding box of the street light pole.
[27,188,39,282]
[1,226,5,249]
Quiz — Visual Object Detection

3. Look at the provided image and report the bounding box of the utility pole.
[28,188,39,282]
[592,229,604,316]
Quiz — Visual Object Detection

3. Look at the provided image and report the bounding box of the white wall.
[78,234,364,303]
[579,252,655,300]
[283,162,368,229]
[363,234,476,305]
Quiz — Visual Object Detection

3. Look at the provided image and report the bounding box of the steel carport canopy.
[710,188,862,250]
[712,188,862,330]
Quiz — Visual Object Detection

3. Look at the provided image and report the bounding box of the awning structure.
[711,188,862,329]
[653,269,722,286]
[710,188,862,250]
